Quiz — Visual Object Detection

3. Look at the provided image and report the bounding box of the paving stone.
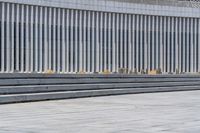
[0,91,200,133]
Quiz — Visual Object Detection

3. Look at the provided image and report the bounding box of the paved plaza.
[0,91,200,133]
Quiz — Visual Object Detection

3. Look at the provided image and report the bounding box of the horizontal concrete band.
[1,74,200,104]
[3,0,200,18]
[1,78,200,86]
[1,86,200,104]
[0,81,200,94]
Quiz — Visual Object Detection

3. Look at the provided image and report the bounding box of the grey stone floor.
[1,91,200,133]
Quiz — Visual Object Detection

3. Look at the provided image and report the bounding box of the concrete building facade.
[0,0,200,73]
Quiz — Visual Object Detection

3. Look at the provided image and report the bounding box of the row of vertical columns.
[0,2,200,73]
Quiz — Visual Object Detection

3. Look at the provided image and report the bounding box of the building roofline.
[0,0,200,18]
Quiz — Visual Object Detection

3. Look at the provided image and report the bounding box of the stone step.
[0,81,200,94]
[0,78,200,86]
[1,86,200,104]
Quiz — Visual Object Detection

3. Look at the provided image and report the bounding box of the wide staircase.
[0,73,200,104]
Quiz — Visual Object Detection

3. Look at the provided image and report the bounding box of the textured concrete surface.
[0,91,200,133]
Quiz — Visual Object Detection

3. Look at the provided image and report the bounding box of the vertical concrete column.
[190,18,194,73]
[57,8,61,73]
[25,5,30,72]
[124,14,127,70]
[160,17,163,72]
[120,14,123,69]
[183,18,186,73]
[171,17,174,73]
[186,18,190,73]
[156,16,159,70]
[136,15,139,72]
[74,10,78,73]
[116,13,119,72]
[66,10,69,73]
[108,13,111,72]
[179,18,182,73]
[112,13,116,72]
[52,8,56,72]
[79,10,83,73]
[70,10,74,73]
[1,3,5,72]
[82,11,86,73]
[144,15,148,72]
[132,15,135,71]
[194,19,197,73]
[171,17,176,72]
[140,15,143,71]
[175,17,179,73]
[91,11,95,73]
[48,8,52,72]
[167,17,170,73]
[44,7,48,72]
[87,11,91,73]
[20,5,24,72]
[128,14,132,71]
[198,19,200,72]
[6,3,10,72]
[30,6,34,72]
[152,16,155,71]
[163,16,166,73]
[39,6,43,73]
[62,9,66,73]
[16,4,20,72]
[156,16,159,71]
[103,13,108,71]
[35,6,39,72]
[99,12,103,72]
[96,12,100,72]
[148,16,151,71]
[11,4,14,72]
